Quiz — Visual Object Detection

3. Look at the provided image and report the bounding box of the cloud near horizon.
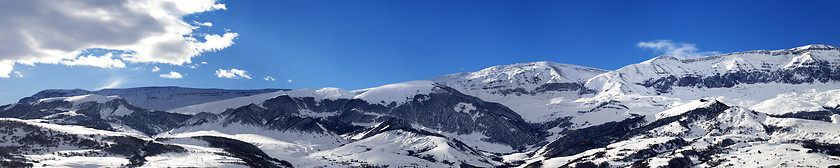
[0,0,237,78]
[98,78,124,90]
[637,40,720,58]
[215,68,251,79]
[160,71,183,79]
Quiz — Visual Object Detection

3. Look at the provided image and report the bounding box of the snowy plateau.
[2,44,840,167]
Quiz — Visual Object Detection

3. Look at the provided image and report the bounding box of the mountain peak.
[585,44,840,99]
[791,44,839,51]
[470,61,607,79]
[640,44,839,65]
[433,61,608,85]
[641,55,681,64]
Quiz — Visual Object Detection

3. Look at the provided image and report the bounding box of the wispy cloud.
[151,66,160,72]
[193,21,213,27]
[13,71,22,78]
[637,40,720,58]
[98,78,123,90]
[215,68,251,79]
[160,71,183,79]
[264,76,276,81]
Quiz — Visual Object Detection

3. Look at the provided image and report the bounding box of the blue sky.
[1,0,839,104]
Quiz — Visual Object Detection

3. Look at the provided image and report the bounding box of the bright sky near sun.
[1,0,839,104]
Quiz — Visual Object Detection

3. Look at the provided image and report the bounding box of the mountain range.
[1,44,839,167]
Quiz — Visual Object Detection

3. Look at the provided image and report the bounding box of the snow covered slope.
[1,95,191,136]
[311,118,496,167]
[751,88,840,114]
[352,80,437,105]
[431,61,609,123]
[586,44,840,98]
[170,87,354,114]
[0,118,294,168]
[432,61,608,96]
[519,99,840,167]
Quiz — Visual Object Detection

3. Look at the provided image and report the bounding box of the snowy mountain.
[1,44,839,167]
[431,61,609,123]
[586,44,840,97]
[17,86,284,111]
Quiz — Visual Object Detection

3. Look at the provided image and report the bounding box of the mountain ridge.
[17,86,286,111]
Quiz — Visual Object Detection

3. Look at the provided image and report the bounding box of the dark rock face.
[236,85,544,150]
[341,118,491,167]
[564,140,694,168]
[640,63,840,93]
[0,120,187,168]
[182,112,221,126]
[536,101,783,167]
[768,106,840,122]
[794,140,840,157]
[3,84,547,151]
[478,82,593,96]
[17,89,90,103]
[0,120,87,167]
[193,136,294,168]
[540,116,646,158]
[578,100,629,114]
[0,119,291,168]
[540,101,730,159]
[350,118,442,140]
[620,138,689,162]
[0,101,74,119]
[17,86,286,111]
[115,109,191,136]
[623,101,730,138]
[101,136,187,167]
[0,98,191,136]
[219,103,332,133]
[535,83,583,93]
[382,85,543,149]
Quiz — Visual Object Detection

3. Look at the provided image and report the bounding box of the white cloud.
[61,53,126,68]
[0,61,13,78]
[194,21,213,27]
[287,79,293,83]
[0,0,235,78]
[192,32,240,55]
[215,68,250,79]
[151,66,160,72]
[637,40,720,58]
[201,61,208,64]
[264,76,276,81]
[160,71,183,79]
[13,71,22,78]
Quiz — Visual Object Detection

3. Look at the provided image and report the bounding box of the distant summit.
[19,86,285,111]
